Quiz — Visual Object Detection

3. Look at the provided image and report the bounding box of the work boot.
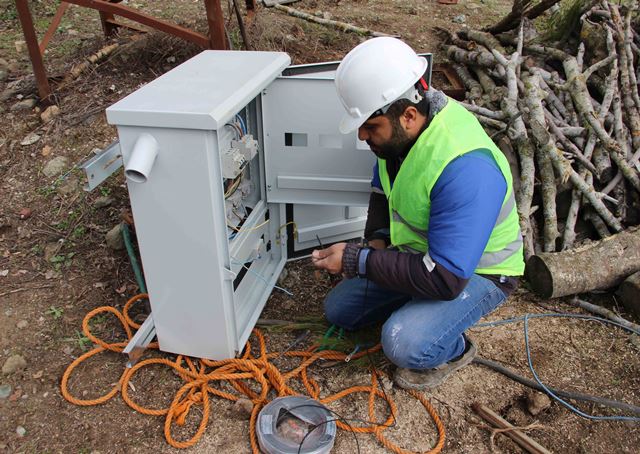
[393,337,477,391]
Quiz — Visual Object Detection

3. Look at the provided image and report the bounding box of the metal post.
[15,0,51,100]
[98,10,119,37]
[203,0,227,50]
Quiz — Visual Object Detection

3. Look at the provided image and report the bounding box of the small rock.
[2,355,27,375]
[380,375,393,393]
[43,392,49,398]
[11,98,36,112]
[14,41,27,54]
[20,133,41,146]
[32,370,43,379]
[41,145,52,156]
[44,269,60,280]
[94,196,115,209]
[63,346,74,355]
[57,176,79,195]
[0,384,12,399]
[44,243,60,262]
[0,69,7,82]
[452,14,466,24]
[526,391,552,416]
[0,270,8,277]
[16,426,26,437]
[19,208,32,220]
[0,88,18,102]
[16,320,28,329]
[42,156,69,178]
[232,398,254,419]
[40,105,60,123]
[106,224,125,250]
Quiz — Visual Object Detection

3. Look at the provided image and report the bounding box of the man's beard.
[367,116,417,161]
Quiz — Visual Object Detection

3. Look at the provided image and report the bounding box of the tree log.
[617,271,640,319]
[526,226,640,298]
[452,63,483,101]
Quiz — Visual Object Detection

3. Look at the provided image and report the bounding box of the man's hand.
[311,243,346,275]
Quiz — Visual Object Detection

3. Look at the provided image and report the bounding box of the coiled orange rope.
[61,294,445,453]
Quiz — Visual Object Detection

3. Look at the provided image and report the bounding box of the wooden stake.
[472,402,552,454]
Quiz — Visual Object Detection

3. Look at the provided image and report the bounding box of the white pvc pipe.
[125,133,159,184]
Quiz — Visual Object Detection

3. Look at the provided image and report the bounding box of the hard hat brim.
[339,110,375,134]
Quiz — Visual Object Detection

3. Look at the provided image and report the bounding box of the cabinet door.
[262,57,431,251]
[262,74,375,207]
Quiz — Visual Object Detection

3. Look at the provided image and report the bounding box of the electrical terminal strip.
[221,147,247,179]
[231,135,258,162]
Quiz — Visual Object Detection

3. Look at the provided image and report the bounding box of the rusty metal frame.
[15,0,229,101]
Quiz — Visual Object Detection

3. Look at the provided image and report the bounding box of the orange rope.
[61,294,446,453]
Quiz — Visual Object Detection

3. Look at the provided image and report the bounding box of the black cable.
[363,278,397,430]
[473,356,640,415]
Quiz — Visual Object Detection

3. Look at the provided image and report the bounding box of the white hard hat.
[335,37,429,134]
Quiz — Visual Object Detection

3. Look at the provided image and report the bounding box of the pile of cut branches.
[441,1,640,264]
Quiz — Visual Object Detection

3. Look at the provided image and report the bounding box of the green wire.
[121,222,147,294]
[318,324,345,351]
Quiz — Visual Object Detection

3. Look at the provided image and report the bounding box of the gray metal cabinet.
[105,50,430,360]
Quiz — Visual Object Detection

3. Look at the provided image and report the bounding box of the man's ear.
[401,106,420,130]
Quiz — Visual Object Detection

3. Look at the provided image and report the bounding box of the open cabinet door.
[262,58,432,253]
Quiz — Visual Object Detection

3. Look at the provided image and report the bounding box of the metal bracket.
[79,141,123,191]
[123,315,156,368]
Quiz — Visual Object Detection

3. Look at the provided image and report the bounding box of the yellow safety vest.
[377,99,524,276]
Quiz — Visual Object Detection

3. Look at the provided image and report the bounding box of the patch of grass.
[0,2,17,21]
[89,313,109,329]
[319,29,341,47]
[46,306,64,319]
[50,252,75,271]
[65,330,92,351]
[71,225,86,240]
[99,186,112,197]
[54,210,80,232]
[31,244,44,256]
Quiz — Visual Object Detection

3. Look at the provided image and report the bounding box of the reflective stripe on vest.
[477,234,523,268]
[393,199,523,267]
[496,190,516,225]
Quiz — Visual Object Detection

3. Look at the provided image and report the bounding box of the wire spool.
[257,396,336,454]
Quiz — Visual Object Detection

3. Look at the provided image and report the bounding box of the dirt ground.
[1,0,639,453]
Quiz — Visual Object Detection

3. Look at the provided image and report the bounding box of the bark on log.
[463,29,508,55]
[491,48,535,258]
[452,63,483,101]
[617,271,640,319]
[526,226,640,298]
[524,75,560,251]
